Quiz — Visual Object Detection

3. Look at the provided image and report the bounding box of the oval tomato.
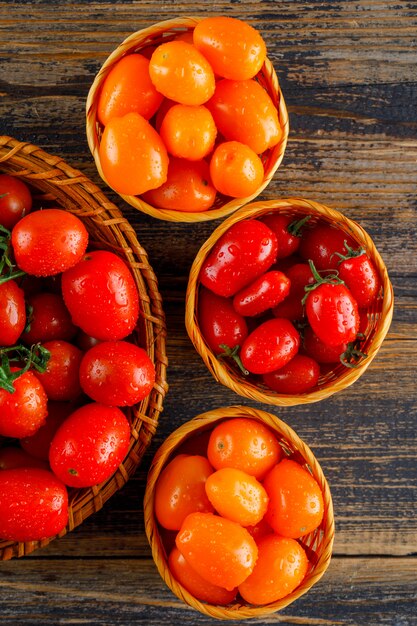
[198,287,248,354]
[260,214,310,259]
[305,282,359,346]
[0,279,26,345]
[337,250,380,308]
[160,104,217,160]
[303,326,347,364]
[34,340,83,402]
[263,354,320,394]
[22,292,77,345]
[0,369,48,438]
[233,270,290,317]
[61,250,139,341]
[240,318,300,375]
[209,141,264,198]
[0,174,32,229]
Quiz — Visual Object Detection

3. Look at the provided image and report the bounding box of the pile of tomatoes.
[96,16,283,211]
[198,211,381,394]
[154,417,324,606]
[0,174,155,543]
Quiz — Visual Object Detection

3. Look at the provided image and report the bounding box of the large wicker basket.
[185,198,394,406]
[86,16,289,223]
[144,405,334,619]
[0,135,168,560]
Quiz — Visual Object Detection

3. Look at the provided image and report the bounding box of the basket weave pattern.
[86,16,289,223]
[0,135,168,560]
[144,405,334,620]
[185,198,394,406]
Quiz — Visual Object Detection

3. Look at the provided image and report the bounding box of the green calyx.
[333,240,366,264]
[217,344,249,376]
[340,335,368,368]
[287,214,311,238]
[0,343,51,393]
[302,259,345,305]
[0,224,26,285]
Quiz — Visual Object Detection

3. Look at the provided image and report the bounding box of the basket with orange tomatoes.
[86,16,289,222]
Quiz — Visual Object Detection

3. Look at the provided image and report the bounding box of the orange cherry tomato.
[149,41,215,105]
[207,79,282,154]
[99,112,168,195]
[168,546,237,606]
[238,535,308,605]
[154,454,214,530]
[205,467,269,527]
[176,512,258,591]
[209,141,264,198]
[97,54,163,126]
[207,417,282,479]
[160,104,217,160]
[193,16,266,80]
[142,157,216,212]
[263,459,324,538]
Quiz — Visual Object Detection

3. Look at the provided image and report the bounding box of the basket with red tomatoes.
[186,197,393,406]
[86,16,288,222]
[0,136,167,560]
[144,405,334,619]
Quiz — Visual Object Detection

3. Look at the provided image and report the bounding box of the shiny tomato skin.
[272,263,314,321]
[200,220,278,297]
[11,209,88,277]
[303,326,347,364]
[238,534,308,605]
[0,280,26,345]
[154,454,214,530]
[168,547,237,605]
[193,16,266,80]
[0,468,68,541]
[99,112,168,196]
[61,250,139,341]
[306,283,359,346]
[0,369,48,438]
[34,340,83,402]
[0,174,32,229]
[263,354,320,394]
[22,292,77,345]
[241,318,300,375]
[79,341,155,406]
[299,223,356,271]
[207,417,282,480]
[49,403,131,488]
[207,79,282,154]
[198,287,248,354]
[233,270,290,317]
[97,54,163,125]
[260,214,302,259]
[209,141,264,198]
[205,467,269,527]
[160,104,217,160]
[263,459,324,538]
[0,446,48,470]
[176,512,258,591]
[338,253,380,308]
[20,401,74,460]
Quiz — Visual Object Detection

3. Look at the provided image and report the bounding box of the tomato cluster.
[154,417,324,606]
[198,212,381,394]
[0,175,155,542]
[96,16,283,211]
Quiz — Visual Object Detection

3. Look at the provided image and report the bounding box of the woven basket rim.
[185,197,394,406]
[0,134,168,560]
[85,16,289,223]
[144,405,335,619]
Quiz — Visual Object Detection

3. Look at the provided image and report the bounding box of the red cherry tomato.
[176,512,258,591]
[154,454,214,530]
[241,318,300,375]
[193,16,266,81]
[0,446,48,470]
[11,208,89,277]
[260,213,310,259]
[233,270,290,317]
[0,174,32,229]
[238,534,308,605]
[49,403,131,488]
[200,220,278,297]
[168,546,237,605]
[79,341,155,406]
[0,279,26,345]
[62,250,139,341]
[299,223,356,271]
[22,292,77,345]
[272,263,314,321]
[20,401,74,460]
[34,340,82,402]
[0,369,48,438]
[337,250,380,308]
[263,459,324,538]
[0,468,68,541]
[263,354,320,394]
[303,326,347,364]
[198,287,248,355]
[305,280,359,346]
[207,417,282,480]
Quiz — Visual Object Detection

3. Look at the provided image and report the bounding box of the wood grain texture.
[0,0,416,624]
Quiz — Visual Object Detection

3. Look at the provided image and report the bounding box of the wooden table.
[0,1,416,624]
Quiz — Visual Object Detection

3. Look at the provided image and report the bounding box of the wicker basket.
[185,198,394,406]
[144,405,334,619]
[86,16,289,223]
[0,135,168,560]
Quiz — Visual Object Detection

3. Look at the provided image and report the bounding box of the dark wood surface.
[0,1,416,624]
